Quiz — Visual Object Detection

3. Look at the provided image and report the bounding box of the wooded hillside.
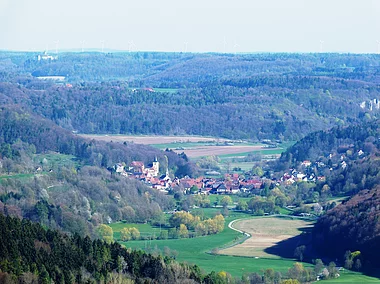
[0,213,205,283]
[1,52,380,140]
[0,106,194,236]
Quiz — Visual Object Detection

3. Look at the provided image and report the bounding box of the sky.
[1,0,380,53]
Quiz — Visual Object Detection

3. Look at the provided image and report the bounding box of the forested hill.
[278,119,380,167]
[1,52,380,140]
[277,119,380,196]
[312,186,380,271]
[0,106,193,236]
[278,119,380,271]
[0,214,205,283]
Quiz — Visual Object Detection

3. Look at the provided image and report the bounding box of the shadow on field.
[264,226,313,259]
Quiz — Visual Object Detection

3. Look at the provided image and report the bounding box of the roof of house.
[131,161,144,167]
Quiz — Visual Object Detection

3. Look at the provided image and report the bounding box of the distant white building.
[36,76,65,81]
[37,51,57,61]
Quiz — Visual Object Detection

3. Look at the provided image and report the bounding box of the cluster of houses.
[281,149,366,186]
[280,165,326,185]
[113,158,266,195]
[114,149,363,197]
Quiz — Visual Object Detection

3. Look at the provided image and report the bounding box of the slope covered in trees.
[1,52,380,140]
[312,186,380,271]
[0,106,196,236]
[0,213,205,283]
[277,119,380,196]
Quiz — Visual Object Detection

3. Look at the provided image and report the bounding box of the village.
[111,153,350,198]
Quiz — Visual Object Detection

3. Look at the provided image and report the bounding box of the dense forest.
[0,213,206,283]
[1,52,380,140]
[312,186,380,271]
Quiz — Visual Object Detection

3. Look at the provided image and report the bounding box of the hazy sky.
[1,0,380,53]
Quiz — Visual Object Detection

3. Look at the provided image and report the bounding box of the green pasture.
[0,173,36,184]
[112,211,378,282]
[34,153,79,169]
[151,141,215,150]
[116,210,312,277]
[218,149,284,160]
[323,269,380,283]
[207,195,251,206]
[153,88,179,93]
[228,162,257,172]
[278,207,293,215]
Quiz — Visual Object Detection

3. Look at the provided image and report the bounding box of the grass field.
[0,153,79,185]
[172,145,273,158]
[110,222,168,240]
[114,209,312,277]
[207,195,251,206]
[323,270,380,283]
[152,88,179,93]
[0,173,36,184]
[220,217,314,259]
[119,221,305,276]
[111,210,378,282]
[34,153,79,169]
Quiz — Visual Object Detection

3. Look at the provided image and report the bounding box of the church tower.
[152,156,159,176]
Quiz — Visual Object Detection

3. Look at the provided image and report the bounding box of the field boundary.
[206,218,251,254]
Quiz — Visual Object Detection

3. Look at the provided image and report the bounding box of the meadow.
[111,209,311,277]
[0,153,78,184]
[111,208,379,282]
[322,269,380,283]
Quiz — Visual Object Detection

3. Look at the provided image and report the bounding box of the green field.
[119,223,303,276]
[110,222,168,240]
[151,141,215,150]
[207,195,251,206]
[113,209,310,277]
[228,162,257,171]
[111,209,379,282]
[323,270,380,283]
[153,88,179,93]
[0,173,36,184]
[34,153,79,169]
[218,148,284,160]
